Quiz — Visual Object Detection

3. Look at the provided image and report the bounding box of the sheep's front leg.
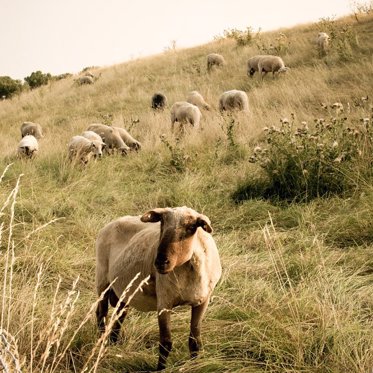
[189,299,209,358]
[96,291,110,334]
[157,309,172,371]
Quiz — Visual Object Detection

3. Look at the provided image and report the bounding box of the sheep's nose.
[155,254,170,272]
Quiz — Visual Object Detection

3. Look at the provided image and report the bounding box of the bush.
[234,106,373,202]
[0,76,23,99]
[52,73,73,81]
[256,32,290,55]
[318,17,358,61]
[24,70,51,89]
[223,27,253,47]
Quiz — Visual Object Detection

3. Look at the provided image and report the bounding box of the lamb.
[317,32,330,56]
[20,121,43,139]
[68,135,105,164]
[170,101,202,134]
[207,53,226,72]
[86,123,130,155]
[17,135,39,158]
[95,206,222,370]
[247,55,268,77]
[112,126,142,151]
[186,91,210,110]
[151,93,168,110]
[257,55,289,79]
[219,90,249,112]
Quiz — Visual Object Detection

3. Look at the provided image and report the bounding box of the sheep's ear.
[141,208,167,223]
[196,215,212,233]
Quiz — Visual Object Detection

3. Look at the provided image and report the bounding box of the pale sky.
[0,0,353,81]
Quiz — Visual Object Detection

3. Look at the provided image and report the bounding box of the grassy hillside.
[0,11,372,373]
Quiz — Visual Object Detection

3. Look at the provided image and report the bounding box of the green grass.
[0,11,373,373]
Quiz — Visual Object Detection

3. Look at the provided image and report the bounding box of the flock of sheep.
[17,121,142,164]
[14,30,330,371]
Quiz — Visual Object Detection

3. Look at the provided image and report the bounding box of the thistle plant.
[245,105,373,201]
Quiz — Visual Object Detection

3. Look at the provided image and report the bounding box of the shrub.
[256,32,290,55]
[160,135,189,173]
[223,27,253,47]
[234,106,373,202]
[52,73,73,81]
[0,76,23,99]
[317,17,358,61]
[24,70,52,89]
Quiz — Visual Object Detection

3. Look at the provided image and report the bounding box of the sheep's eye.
[187,224,197,233]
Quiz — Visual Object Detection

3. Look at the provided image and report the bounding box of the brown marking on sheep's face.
[140,207,212,274]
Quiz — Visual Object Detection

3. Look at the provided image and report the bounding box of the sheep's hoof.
[108,331,121,344]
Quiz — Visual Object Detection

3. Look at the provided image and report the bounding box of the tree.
[0,76,23,99]
[24,70,51,89]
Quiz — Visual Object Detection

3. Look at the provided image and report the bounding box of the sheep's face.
[90,141,104,158]
[248,68,256,77]
[141,207,212,274]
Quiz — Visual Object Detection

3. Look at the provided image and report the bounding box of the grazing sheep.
[68,135,105,164]
[219,90,249,112]
[170,102,202,134]
[81,130,104,143]
[247,55,268,77]
[152,93,168,110]
[95,206,222,370]
[112,126,142,151]
[255,55,289,79]
[77,76,94,85]
[81,130,107,153]
[17,135,39,159]
[20,121,43,139]
[207,53,226,72]
[87,123,130,155]
[317,32,330,56]
[186,91,210,110]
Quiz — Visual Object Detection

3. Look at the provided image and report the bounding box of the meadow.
[0,10,372,373]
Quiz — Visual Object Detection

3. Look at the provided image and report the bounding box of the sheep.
[247,55,268,77]
[186,91,210,110]
[17,135,39,159]
[81,130,104,143]
[20,121,43,139]
[257,55,289,79]
[170,101,201,134]
[95,206,222,370]
[219,90,249,112]
[152,93,168,110]
[68,135,105,164]
[207,53,226,72]
[81,130,107,153]
[317,32,330,56]
[77,75,94,85]
[112,126,142,151]
[87,123,130,155]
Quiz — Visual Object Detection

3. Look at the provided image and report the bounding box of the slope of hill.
[0,12,372,373]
